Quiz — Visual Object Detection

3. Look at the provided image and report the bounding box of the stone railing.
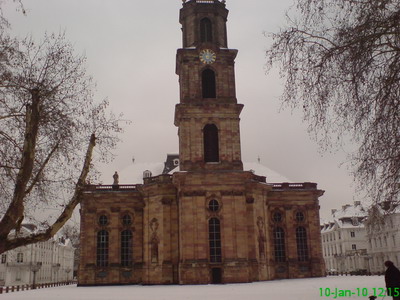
[84,184,139,191]
[183,0,225,4]
[0,280,76,294]
[251,174,266,183]
[143,174,172,185]
[271,182,317,190]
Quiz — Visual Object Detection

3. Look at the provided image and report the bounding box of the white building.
[321,201,369,273]
[365,203,400,274]
[0,224,74,286]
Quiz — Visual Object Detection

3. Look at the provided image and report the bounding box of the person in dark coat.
[385,261,400,300]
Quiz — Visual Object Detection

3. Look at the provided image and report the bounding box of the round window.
[296,212,305,222]
[273,212,282,222]
[99,215,108,226]
[208,199,220,212]
[122,214,132,226]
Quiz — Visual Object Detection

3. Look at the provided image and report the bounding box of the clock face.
[199,49,216,64]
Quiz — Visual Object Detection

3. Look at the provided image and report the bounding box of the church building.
[78,0,325,285]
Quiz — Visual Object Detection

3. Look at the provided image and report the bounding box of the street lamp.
[31,262,42,289]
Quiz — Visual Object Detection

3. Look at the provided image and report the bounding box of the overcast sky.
[3,0,364,220]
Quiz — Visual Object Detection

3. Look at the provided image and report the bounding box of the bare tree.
[266,0,400,206]
[0,30,123,254]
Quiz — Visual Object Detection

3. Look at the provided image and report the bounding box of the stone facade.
[78,0,325,285]
[365,204,400,273]
[321,202,369,273]
[0,224,74,286]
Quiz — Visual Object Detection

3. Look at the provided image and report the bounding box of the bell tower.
[175,0,243,171]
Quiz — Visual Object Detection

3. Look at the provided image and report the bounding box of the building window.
[350,231,355,238]
[209,218,222,263]
[273,211,282,223]
[99,215,108,226]
[1,254,6,264]
[352,218,359,226]
[97,230,109,267]
[296,227,309,262]
[295,212,305,222]
[16,270,21,281]
[204,124,219,162]
[208,199,220,212]
[122,214,132,226]
[121,230,133,267]
[202,69,216,98]
[273,227,286,262]
[16,253,23,263]
[200,18,213,43]
[352,244,357,250]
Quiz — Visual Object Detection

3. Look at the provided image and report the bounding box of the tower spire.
[175,0,243,171]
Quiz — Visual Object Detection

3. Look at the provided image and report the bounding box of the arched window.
[209,218,222,263]
[295,212,305,222]
[200,18,212,43]
[204,124,219,162]
[99,215,108,226]
[202,69,216,98]
[97,230,109,267]
[273,227,286,262]
[273,211,283,223]
[208,199,220,212]
[296,227,309,262]
[121,230,133,267]
[122,214,132,226]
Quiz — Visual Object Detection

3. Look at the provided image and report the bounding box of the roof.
[100,160,292,185]
[321,202,368,230]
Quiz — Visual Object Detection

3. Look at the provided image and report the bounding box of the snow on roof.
[101,160,292,185]
[243,162,291,183]
[321,202,368,229]
[101,162,164,185]
[332,203,368,220]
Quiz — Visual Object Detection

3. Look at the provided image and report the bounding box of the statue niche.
[149,218,160,263]
[257,216,266,260]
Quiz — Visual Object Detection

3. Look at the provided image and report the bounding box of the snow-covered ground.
[1,276,387,300]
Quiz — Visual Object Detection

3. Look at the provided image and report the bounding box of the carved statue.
[150,233,160,263]
[257,217,266,260]
[150,218,160,263]
[113,171,119,185]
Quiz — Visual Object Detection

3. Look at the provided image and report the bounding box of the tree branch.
[0,133,96,254]
[0,89,41,240]
[24,141,60,195]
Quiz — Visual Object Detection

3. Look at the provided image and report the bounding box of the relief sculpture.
[257,216,266,260]
[150,218,160,263]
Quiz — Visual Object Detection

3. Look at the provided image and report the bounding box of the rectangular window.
[121,230,133,267]
[16,270,21,281]
[352,244,357,250]
[1,254,6,264]
[350,231,355,238]
[17,253,23,263]
[273,227,286,262]
[209,218,222,263]
[97,230,109,267]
